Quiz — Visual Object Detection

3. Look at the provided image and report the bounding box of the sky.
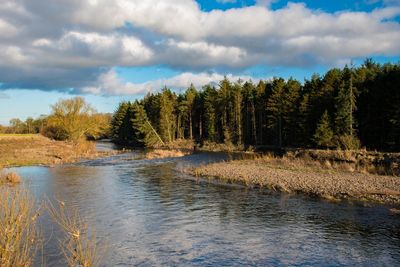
[0,0,400,124]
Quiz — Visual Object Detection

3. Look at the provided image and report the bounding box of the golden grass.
[47,200,101,267]
[0,186,40,267]
[0,176,102,267]
[0,134,39,138]
[0,171,22,185]
[0,134,117,167]
[145,149,191,159]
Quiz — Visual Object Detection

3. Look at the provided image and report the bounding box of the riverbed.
[11,146,400,266]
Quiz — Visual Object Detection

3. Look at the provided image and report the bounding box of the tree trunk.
[189,111,193,139]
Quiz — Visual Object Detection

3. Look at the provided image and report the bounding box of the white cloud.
[0,92,10,99]
[0,19,18,38]
[0,0,399,93]
[31,31,154,67]
[81,69,263,95]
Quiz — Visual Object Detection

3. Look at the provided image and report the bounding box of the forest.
[111,59,400,152]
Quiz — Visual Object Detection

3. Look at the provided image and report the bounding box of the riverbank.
[191,154,400,206]
[0,134,118,167]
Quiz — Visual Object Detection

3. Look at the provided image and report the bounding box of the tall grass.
[0,171,22,185]
[0,186,40,267]
[47,200,100,267]
[0,179,102,267]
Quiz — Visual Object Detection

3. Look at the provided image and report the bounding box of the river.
[10,143,400,266]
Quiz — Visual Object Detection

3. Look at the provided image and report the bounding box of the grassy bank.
[191,154,400,206]
[0,134,117,167]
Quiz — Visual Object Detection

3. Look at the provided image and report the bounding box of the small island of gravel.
[192,152,400,206]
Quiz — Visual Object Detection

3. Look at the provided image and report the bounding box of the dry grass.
[199,141,246,152]
[0,176,102,267]
[0,134,117,167]
[0,171,22,185]
[47,200,101,267]
[0,186,40,267]
[145,149,191,159]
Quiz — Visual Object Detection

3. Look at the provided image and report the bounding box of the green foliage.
[159,88,177,143]
[333,134,361,150]
[203,85,217,142]
[131,102,163,147]
[334,66,356,136]
[110,60,400,151]
[111,102,133,143]
[313,110,333,147]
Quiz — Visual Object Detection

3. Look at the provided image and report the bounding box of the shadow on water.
[10,151,400,266]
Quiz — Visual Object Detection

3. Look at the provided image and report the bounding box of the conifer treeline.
[111,60,400,151]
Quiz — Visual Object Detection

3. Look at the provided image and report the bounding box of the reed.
[0,171,22,185]
[47,200,100,267]
[0,186,40,267]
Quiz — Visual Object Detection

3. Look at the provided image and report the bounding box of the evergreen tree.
[313,110,333,147]
[159,88,177,143]
[203,85,217,141]
[334,66,356,136]
[232,80,243,145]
[218,77,233,143]
[131,102,164,147]
[184,85,197,139]
[266,78,286,147]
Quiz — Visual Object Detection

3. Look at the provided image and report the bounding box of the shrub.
[41,125,69,141]
[333,134,361,150]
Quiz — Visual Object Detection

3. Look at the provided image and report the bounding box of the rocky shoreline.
[192,158,400,206]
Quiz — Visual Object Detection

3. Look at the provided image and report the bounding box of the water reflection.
[12,152,400,266]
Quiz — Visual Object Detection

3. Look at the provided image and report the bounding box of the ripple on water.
[11,152,400,266]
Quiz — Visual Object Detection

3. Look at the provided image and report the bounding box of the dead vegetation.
[0,186,40,267]
[0,171,22,185]
[0,181,103,267]
[144,149,192,159]
[0,134,118,167]
[288,149,400,176]
[47,200,101,267]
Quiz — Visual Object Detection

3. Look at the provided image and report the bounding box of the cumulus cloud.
[0,92,10,99]
[81,69,262,95]
[0,0,399,94]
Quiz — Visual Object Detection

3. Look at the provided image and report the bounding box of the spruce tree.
[159,88,177,144]
[131,102,164,147]
[184,85,197,139]
[313,110,333,147]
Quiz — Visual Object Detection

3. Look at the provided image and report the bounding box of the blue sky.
[0,0,399,124]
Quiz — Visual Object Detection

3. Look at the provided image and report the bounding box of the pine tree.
[218,77,233,144]
[184,85,197,139]
[203,85,217,141]
[232,80,243,145]
[334,66,356,136]
[159,88,177,143]
[131,102,164,147]
[266,78,286,147]
[313,110,333,147]
[111,102,131,143]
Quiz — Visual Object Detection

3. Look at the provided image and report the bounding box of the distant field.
[0,134,114,167]
[0,133,39,138]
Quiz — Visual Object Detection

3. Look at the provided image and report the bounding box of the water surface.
[12,147,400,266]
